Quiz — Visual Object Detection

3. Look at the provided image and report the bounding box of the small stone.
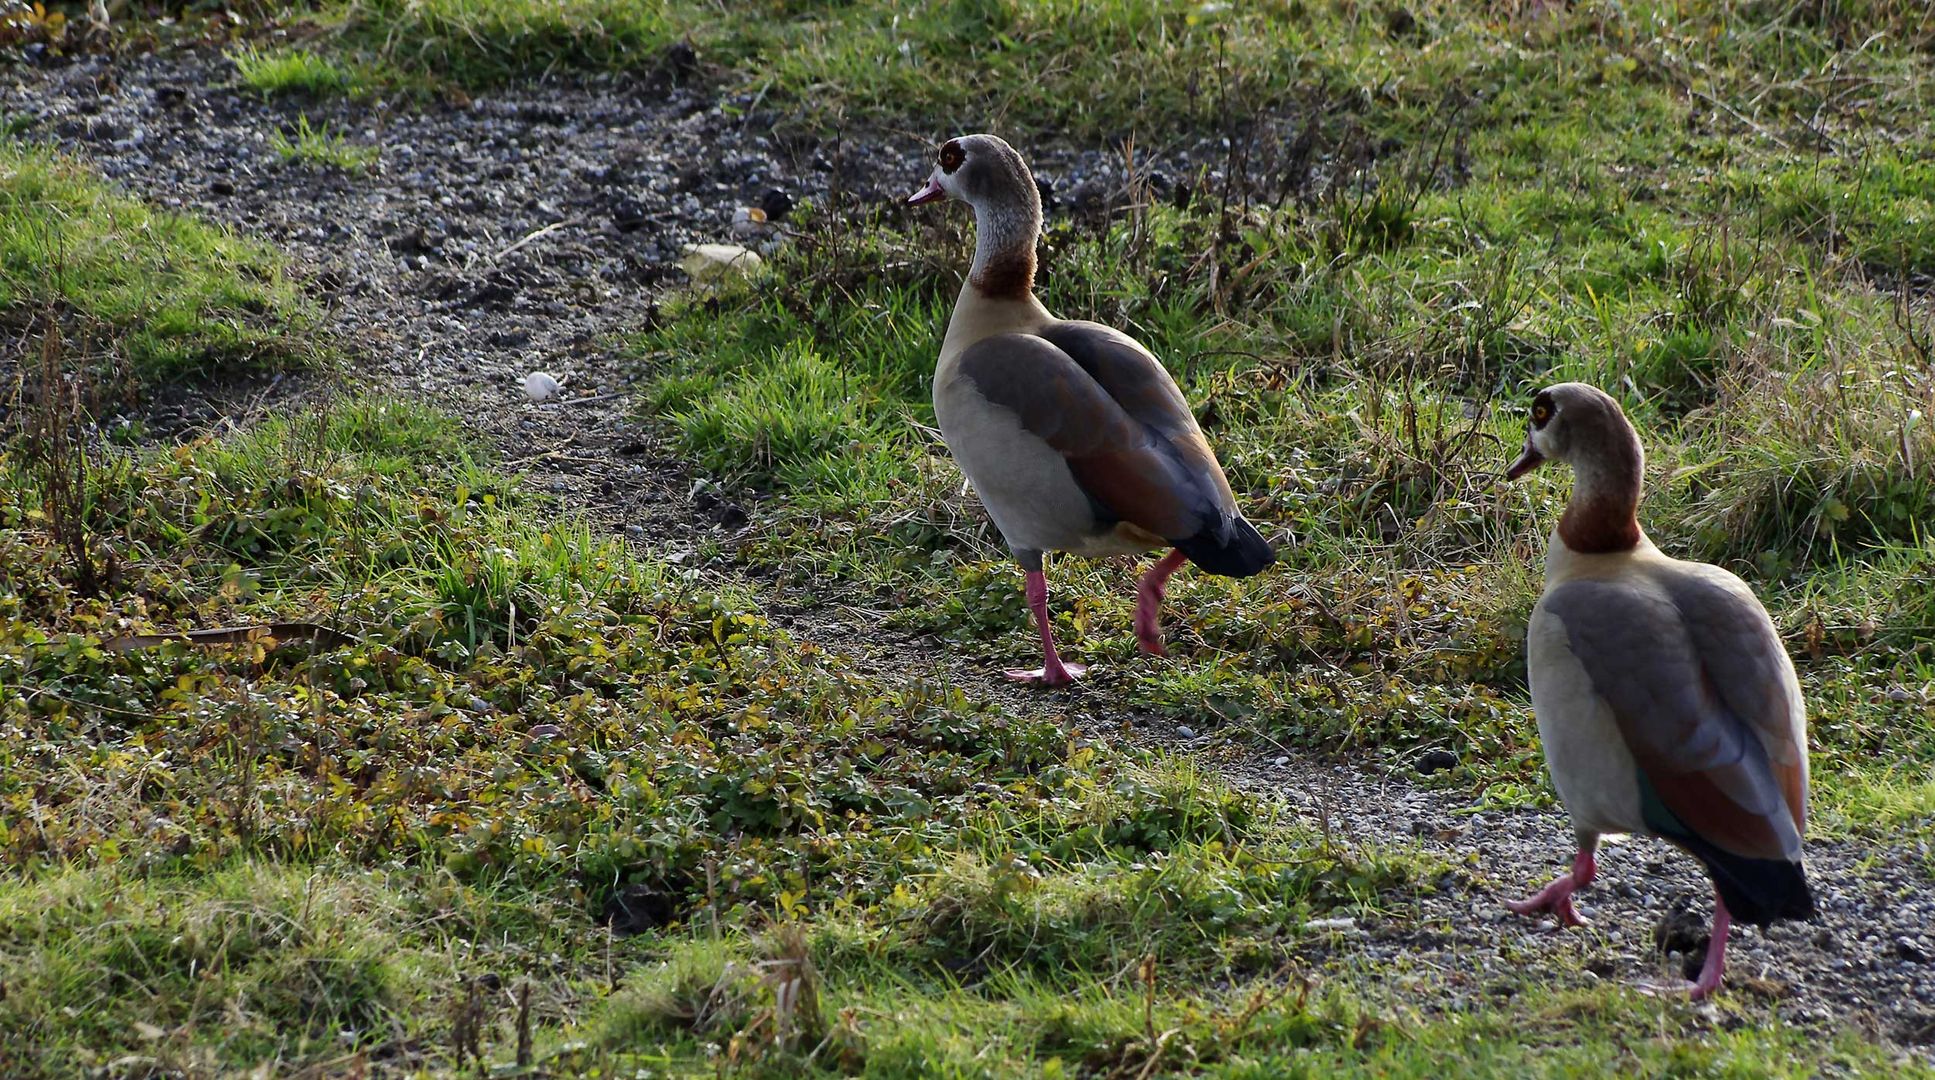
[1273,755,1290,767]
[209,177,235,196]
[1898,937,1932,964]
[679,243,762,282]
[624,524,646,542]
[1416,749,1458,776]
[611,197,649,232]
[1176,725,1196,739]
[522,371,563,401]
[731,205,770,238]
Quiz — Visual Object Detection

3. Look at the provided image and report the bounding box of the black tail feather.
[1687,838,1815,927]
[1173,514,1275,578]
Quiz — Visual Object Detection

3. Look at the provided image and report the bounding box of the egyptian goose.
[1504,382,1813,998]
[906,134,1274,685]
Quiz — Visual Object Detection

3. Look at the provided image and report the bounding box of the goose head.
[907,135,1040,217]
[1506,382,1642,481]
[1508,382,1646,553]
[907,134,1044,301]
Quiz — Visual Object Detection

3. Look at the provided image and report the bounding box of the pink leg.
[1505,849,1596,928]
[1640,889,1733,999]
[1689,894,1732,1000]
[1134,549,1189,656]
[1005,570,1086,687]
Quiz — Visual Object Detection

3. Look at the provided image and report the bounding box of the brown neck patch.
[1558,422,1643,554]
[1559,494,1642,553]
[971,248,1035,301]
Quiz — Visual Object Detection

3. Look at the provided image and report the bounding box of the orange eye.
[939,142,964,173]
[1532,403,1551,424]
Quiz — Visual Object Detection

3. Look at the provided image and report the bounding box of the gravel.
[11,45,1934,1061]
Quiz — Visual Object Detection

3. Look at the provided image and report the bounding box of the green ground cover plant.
[268,112,379,169]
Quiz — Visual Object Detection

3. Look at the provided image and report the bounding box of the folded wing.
[952,332,1229,544]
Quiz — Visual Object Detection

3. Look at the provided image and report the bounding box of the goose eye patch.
[1532,402,1552,426]
[939,142,965,173]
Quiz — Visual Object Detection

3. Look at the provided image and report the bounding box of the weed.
[9,313,105,595]
[269,114,378,170]
[231,44,364,97]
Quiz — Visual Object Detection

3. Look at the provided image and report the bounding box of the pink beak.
[907,175,946,206]
[1505,435,1545,481]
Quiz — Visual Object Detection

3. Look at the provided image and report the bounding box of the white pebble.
[523,371,562,402]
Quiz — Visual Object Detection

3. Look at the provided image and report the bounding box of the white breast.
[1528,601,1644,837]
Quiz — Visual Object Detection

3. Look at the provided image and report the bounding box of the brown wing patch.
[1645,765,1793,857]
[1036,322,1239,509]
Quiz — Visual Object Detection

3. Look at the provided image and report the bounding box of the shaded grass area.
[630,0,1935,834]
[0,140,318,381]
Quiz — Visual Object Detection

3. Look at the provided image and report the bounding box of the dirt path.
[17,47,1935,1058]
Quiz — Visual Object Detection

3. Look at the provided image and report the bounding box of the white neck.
[938,196,1051,361]
[968,199,1038,283]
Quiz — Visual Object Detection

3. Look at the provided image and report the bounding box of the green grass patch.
[339,0,691,89]
[231,43,370,97]
[581,927,1930,1077]
[269,113,378,169]
[0,141,318,380]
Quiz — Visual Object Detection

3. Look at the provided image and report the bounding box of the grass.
[627,0,1935,833]
[0,380,1457,1074]
[0,140,318,381]
[230,43,370,97]
[269,113,378,169]
[591,930,1933,1077]
[353,0,682,84]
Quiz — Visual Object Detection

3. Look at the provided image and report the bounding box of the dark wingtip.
[1703,849,1815,927]
[1173,515,1275,578]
